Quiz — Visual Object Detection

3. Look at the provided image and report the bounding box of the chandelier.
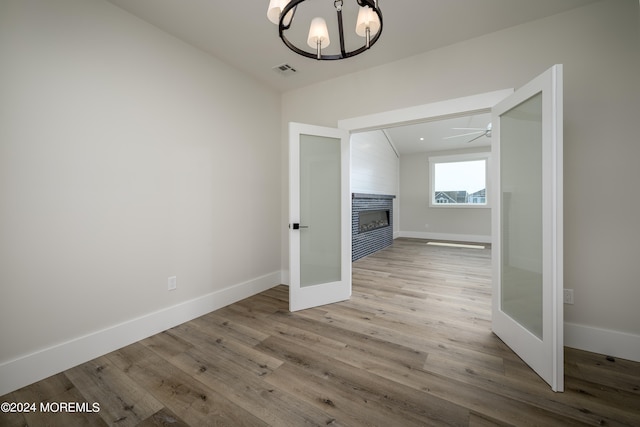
[267,0,383,60]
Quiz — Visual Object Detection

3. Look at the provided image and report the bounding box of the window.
[429,153,490,207]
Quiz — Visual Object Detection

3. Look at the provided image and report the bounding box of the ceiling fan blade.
[466,132,488,143]
[443,130,484,140]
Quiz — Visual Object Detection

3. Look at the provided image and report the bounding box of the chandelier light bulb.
[307,16,331,59]
[267,0,293,25]
[355,6,381,37]
[267,0,282,24]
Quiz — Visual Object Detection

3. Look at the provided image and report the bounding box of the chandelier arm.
[336,8,346,57]
[278,0,383,61]
[357,0,377,9]
[279,0,303,31]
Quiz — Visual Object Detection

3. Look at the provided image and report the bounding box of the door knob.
[290,223,309,229]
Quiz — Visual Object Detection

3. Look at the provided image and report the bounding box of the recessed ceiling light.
[420,137,424,141]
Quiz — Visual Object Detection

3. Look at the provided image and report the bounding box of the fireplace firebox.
[358,209,390,233]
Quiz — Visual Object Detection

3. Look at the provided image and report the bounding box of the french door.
[491,65,564,391]
[289,123,351,312]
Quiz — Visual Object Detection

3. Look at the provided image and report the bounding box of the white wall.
[282,0,640,361]
[399,147,491,243]
[0,0,281,394]
[351,130,400,236]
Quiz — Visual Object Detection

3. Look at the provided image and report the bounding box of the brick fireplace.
[352,193,395,261]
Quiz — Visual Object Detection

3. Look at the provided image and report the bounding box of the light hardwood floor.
[2,238,639,426]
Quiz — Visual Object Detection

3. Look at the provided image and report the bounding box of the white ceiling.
[105,0,596,154]
[384,112,492,154]
[107,0,598,93]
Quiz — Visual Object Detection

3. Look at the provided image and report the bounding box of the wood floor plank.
[564,347,640,395]
[151,320,283,377]
[139,328,195,359]
[106,342,268,427]
[193,310,271,346]
[260,335,471,426]
[269,308,428,373]
[9,374,108,427]
[65,355,164,426]
[170,341,340,426]
[0,373,79,427]
[424,350,634,426]
[136,407,191,427]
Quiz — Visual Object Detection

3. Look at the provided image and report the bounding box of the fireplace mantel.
[352,193,395,200]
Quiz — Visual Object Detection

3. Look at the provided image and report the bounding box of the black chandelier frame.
[279,0,383,60]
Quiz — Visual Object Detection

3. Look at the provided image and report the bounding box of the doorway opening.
[339,89,512,248]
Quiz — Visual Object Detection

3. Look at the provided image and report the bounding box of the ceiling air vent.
[272,63,297,76]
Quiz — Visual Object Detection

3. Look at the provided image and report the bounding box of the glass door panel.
[500,92,543,339]
[300,134,341,287]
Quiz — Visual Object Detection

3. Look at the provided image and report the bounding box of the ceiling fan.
[443,122,492,143]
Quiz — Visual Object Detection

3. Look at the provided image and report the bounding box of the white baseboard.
[0,271,282,396]
[565,322,640,363]
[398,231,492,244]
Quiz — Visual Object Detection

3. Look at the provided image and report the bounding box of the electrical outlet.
[168,276,177,291]
[563,289,573,305]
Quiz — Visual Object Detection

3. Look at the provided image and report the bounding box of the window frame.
[428,152,491,208]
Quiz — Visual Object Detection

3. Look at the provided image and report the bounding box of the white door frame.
[338,89,514,133]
